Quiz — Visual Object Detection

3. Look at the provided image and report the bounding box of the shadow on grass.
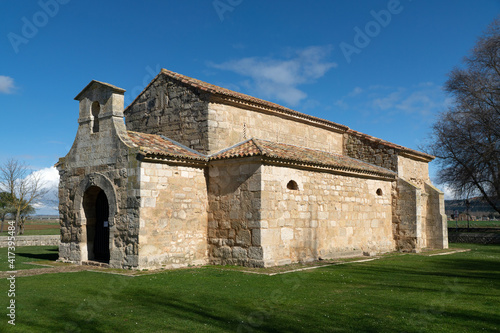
[33,290,380,333]
[8,245,500,332]
[16,251,58,261]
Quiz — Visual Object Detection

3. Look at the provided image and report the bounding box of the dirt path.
[0,264,105,278]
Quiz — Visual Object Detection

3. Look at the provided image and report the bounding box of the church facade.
[57,69,448,269]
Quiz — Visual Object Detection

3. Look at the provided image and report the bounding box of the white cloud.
[348,87,363,97]
[32,166,59,190]
[29,166,60,214]
[371,84,448,117]
[0,75,16,94]
[372,89,404,110]
[437,184,456,200]
[336,82,449,122]
[210,46,337,106]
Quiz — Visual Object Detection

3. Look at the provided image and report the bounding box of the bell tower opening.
[91,101,100,133]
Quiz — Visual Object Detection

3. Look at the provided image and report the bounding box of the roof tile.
[127,131,206,160]
[211,138,395,177]
[127,131,394,177]
[160,68,348,131]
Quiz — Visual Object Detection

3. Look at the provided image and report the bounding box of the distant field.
[0,219,59,236]
[447,220,500,228]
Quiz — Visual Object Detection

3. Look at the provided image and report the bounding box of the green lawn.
[0,246,58,271]
[447,220,500,228]
[0,243,499,332]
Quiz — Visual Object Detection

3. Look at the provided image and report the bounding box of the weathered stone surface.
[58,72,448,271]
[137,162,208,269]
[344,133,398,172]
[124,73,211,154]
[260,165,395,266]
[207,103,343,154]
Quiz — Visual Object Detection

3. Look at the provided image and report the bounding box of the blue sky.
[1,0,499,213]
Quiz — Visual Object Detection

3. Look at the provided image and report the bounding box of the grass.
[0,246,58,271]
[447,220,500,228]
[0,243,499,332]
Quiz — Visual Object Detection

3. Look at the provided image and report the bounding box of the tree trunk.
[19,217,25,235]
[15,209,20,236]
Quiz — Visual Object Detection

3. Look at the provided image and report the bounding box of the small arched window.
[91,101,100,133]
[287,180,299,191]
[376,188,383,196]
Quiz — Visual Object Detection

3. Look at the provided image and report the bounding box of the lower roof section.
[127,131,397,180]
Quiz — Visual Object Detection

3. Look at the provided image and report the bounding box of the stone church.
[57,68,448,269]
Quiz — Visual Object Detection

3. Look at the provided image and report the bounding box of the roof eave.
[74,80,126,101]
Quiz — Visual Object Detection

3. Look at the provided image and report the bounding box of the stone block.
[281,228,294,241]
[236,229,251,246]
[232,247,247,259]
[214,246,232,259]
[251,229,261,246]
[248,246,263,260]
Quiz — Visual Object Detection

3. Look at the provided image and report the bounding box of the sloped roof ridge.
[126,131,207,161]
[158,135,206,157]
[74,80,126,101]
[347,129,434,161]
[160,68,348,131]
[253,138,341,157]
[209,138,262,158]
[252,138,395,174]
[123,68,430,161]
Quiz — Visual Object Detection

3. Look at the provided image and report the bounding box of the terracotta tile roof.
[211,138,396,177]
[126,129,394,177]
[127,131,207,160]
[124,68,431,160]
[159,68,348,131]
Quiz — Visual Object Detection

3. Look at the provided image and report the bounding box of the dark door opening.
[94,190,110,262]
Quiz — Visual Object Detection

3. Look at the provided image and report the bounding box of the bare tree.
[18,203,36,235]
[425,18,500,213]
[0,159,48,235]
[0,192,15,233]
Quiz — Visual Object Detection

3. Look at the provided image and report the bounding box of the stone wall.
[393,178,421,252]
[394,156,447,251]
[397,155,430,187]
[137,162,209,269]
[0,235,59,248]
[260,165,395,266]
[424,182,448,248]
[207,103,344,154]
[58,138,141,268]
[124,74,211,153]
[58,83,142,268]
[207,158,264,267]
[344,133,398,171]
[124,72,346,156]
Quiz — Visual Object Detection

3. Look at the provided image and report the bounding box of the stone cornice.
[209,95,347,133]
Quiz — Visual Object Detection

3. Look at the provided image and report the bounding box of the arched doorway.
[83,186,110,263]
[94,190,110,261]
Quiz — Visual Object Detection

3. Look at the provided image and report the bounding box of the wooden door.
[94,190,110,262]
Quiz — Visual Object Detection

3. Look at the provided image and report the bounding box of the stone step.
[82,260,110,268]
